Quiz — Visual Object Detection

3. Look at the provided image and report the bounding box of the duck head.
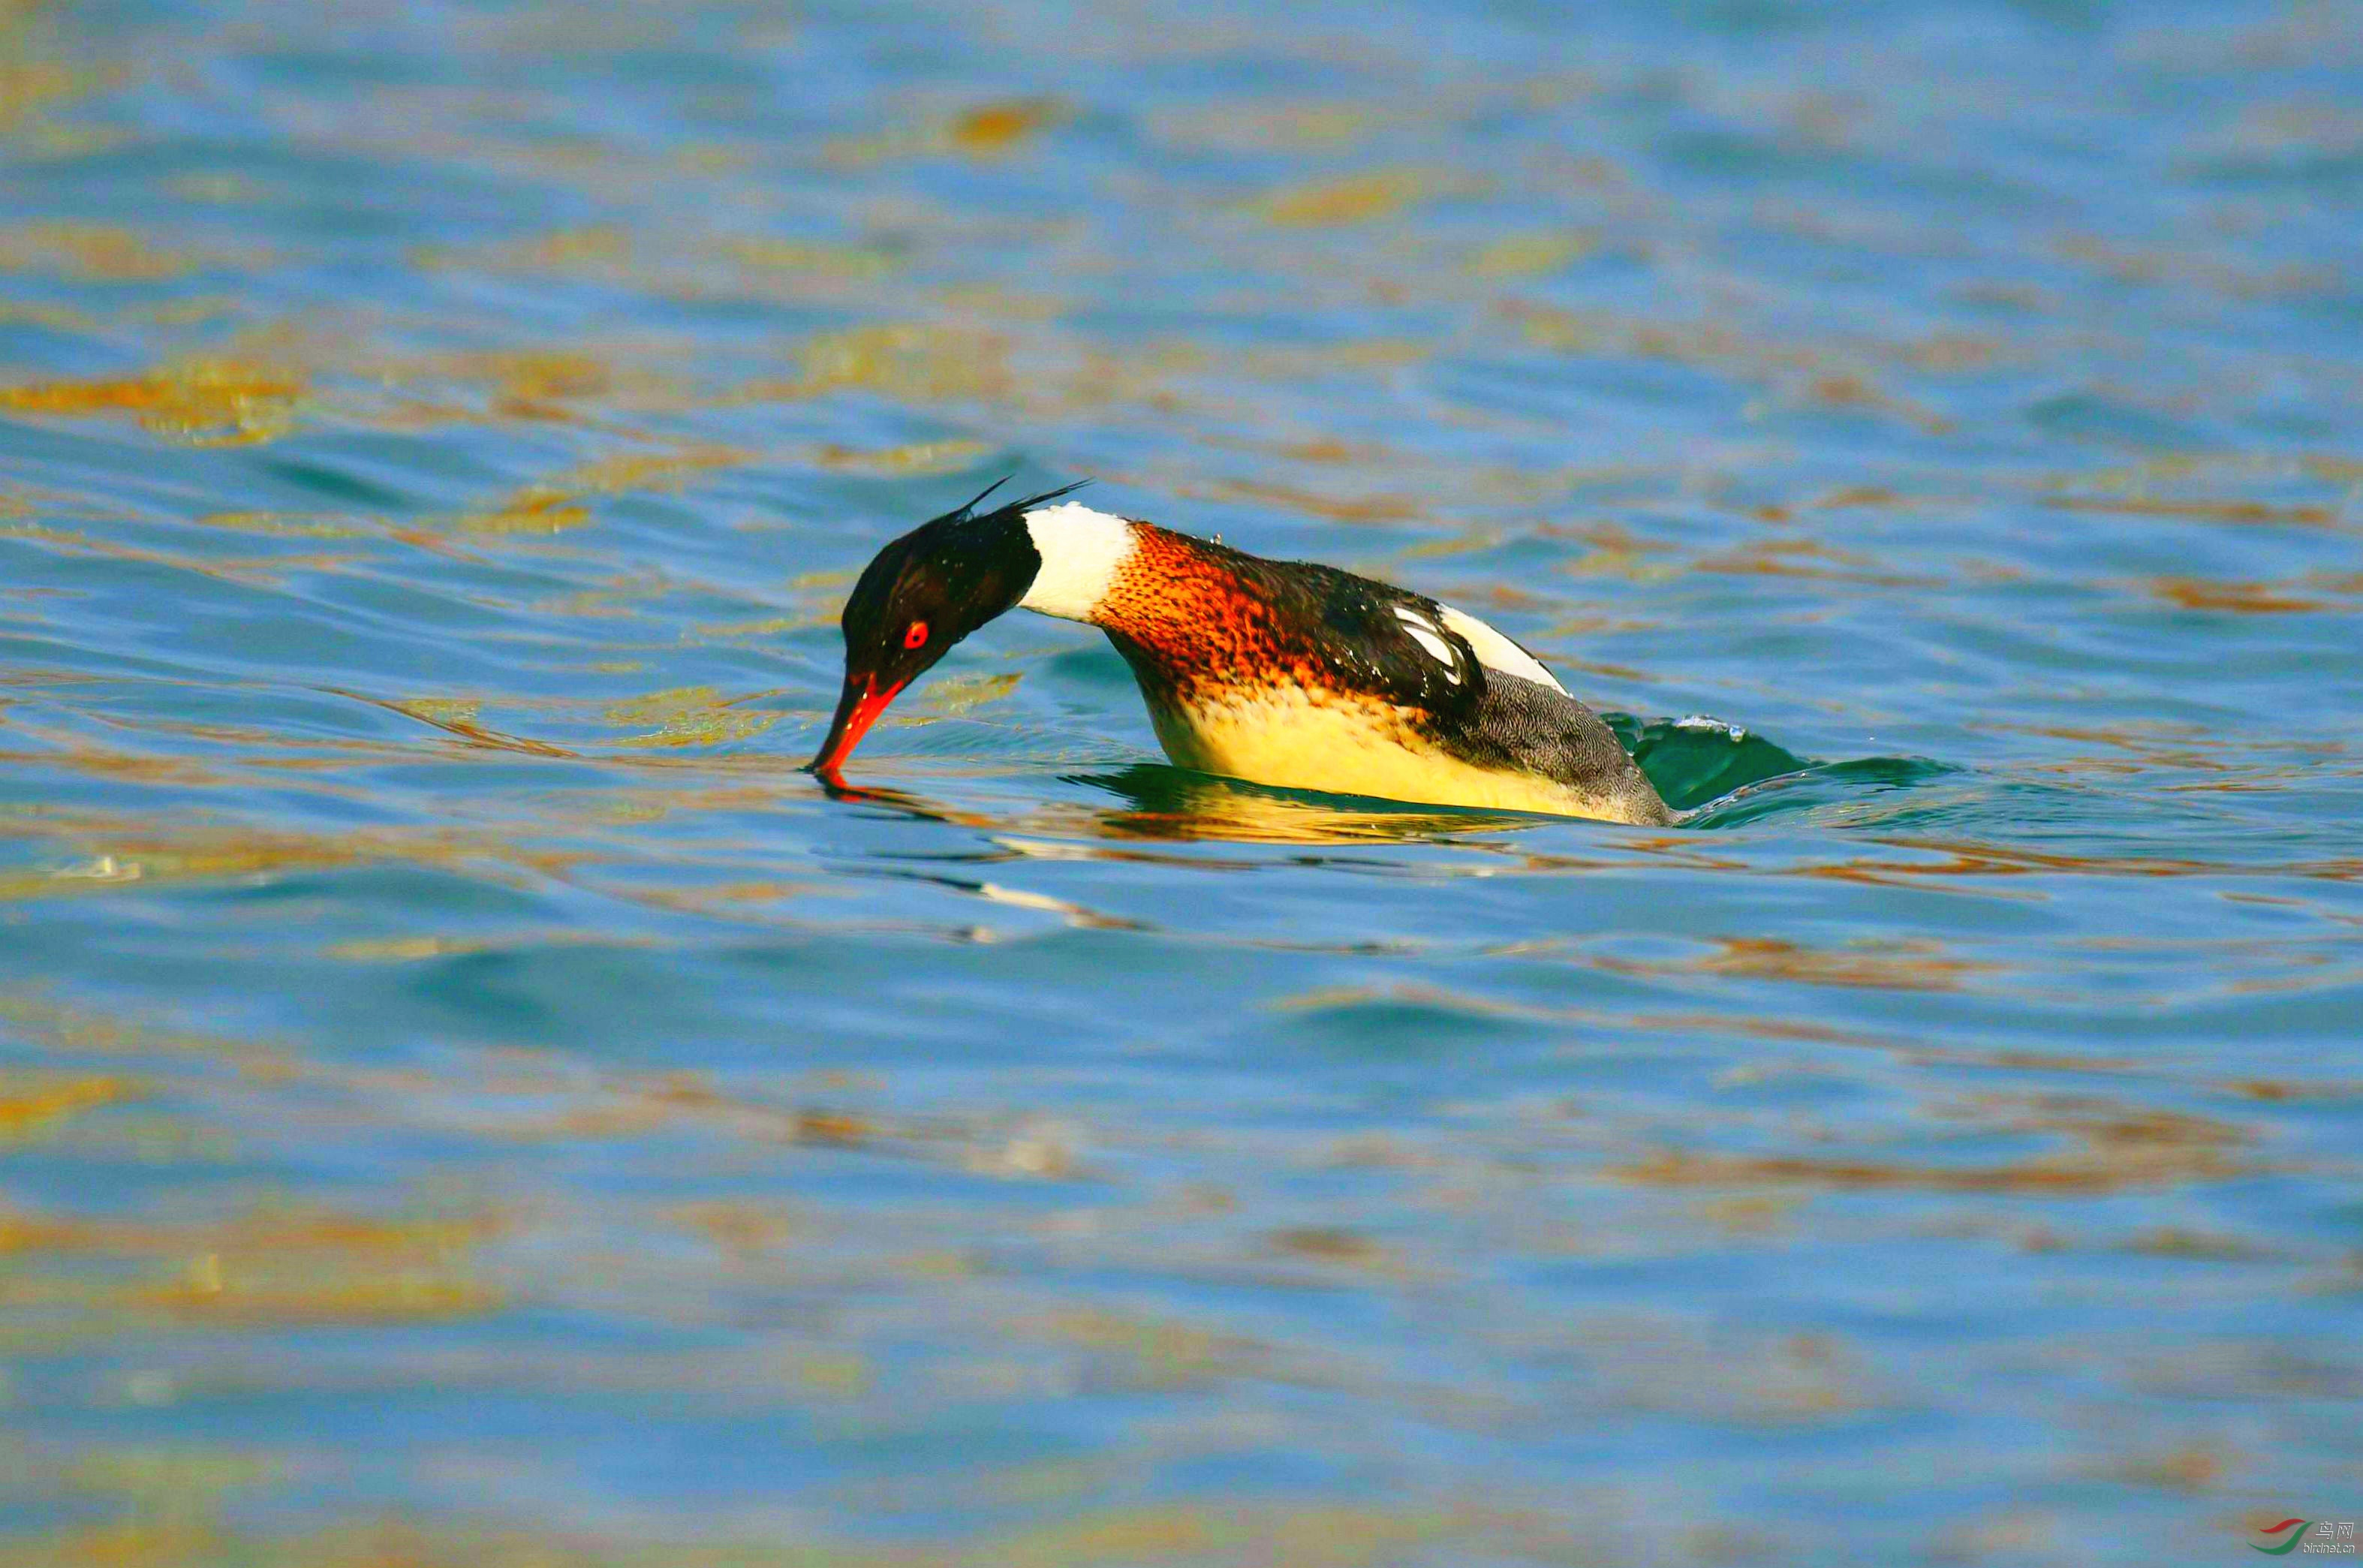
[807,479,1082,775]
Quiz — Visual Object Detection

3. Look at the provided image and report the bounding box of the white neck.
[1018,503,1135,622]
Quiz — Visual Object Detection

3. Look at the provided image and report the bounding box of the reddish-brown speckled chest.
[1094,525,1335,705]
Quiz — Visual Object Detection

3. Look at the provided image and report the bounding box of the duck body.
[812,484,1672,828]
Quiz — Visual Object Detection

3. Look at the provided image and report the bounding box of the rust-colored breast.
[1095,525,1324,705]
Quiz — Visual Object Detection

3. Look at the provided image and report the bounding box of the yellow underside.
[1145,688,1654,826]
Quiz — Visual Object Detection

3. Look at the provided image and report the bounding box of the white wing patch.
[1436,603,1566,694]
[1391,604,1461,683]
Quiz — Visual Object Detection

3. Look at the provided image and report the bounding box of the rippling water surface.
[3,1,2361,1562]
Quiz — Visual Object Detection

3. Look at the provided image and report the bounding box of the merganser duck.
[808,480,1673,826]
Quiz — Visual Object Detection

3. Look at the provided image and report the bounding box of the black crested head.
[835,476,1087,680]
[808,477,1086,774]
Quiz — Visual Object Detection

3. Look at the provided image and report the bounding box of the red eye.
[902,620,929,649]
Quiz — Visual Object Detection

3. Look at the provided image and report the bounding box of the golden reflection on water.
[1064,766,1548,844]
[0,221,216,282]
[1615,1099,2253,1197]
[0,1073,126,1139]
[1588,934,1997,992]
[0,361,300,445]
[812,765,1543,846]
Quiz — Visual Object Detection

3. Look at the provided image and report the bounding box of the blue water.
[2,0,2360,1563]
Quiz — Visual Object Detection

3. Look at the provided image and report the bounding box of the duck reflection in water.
[816,761,1546,847]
